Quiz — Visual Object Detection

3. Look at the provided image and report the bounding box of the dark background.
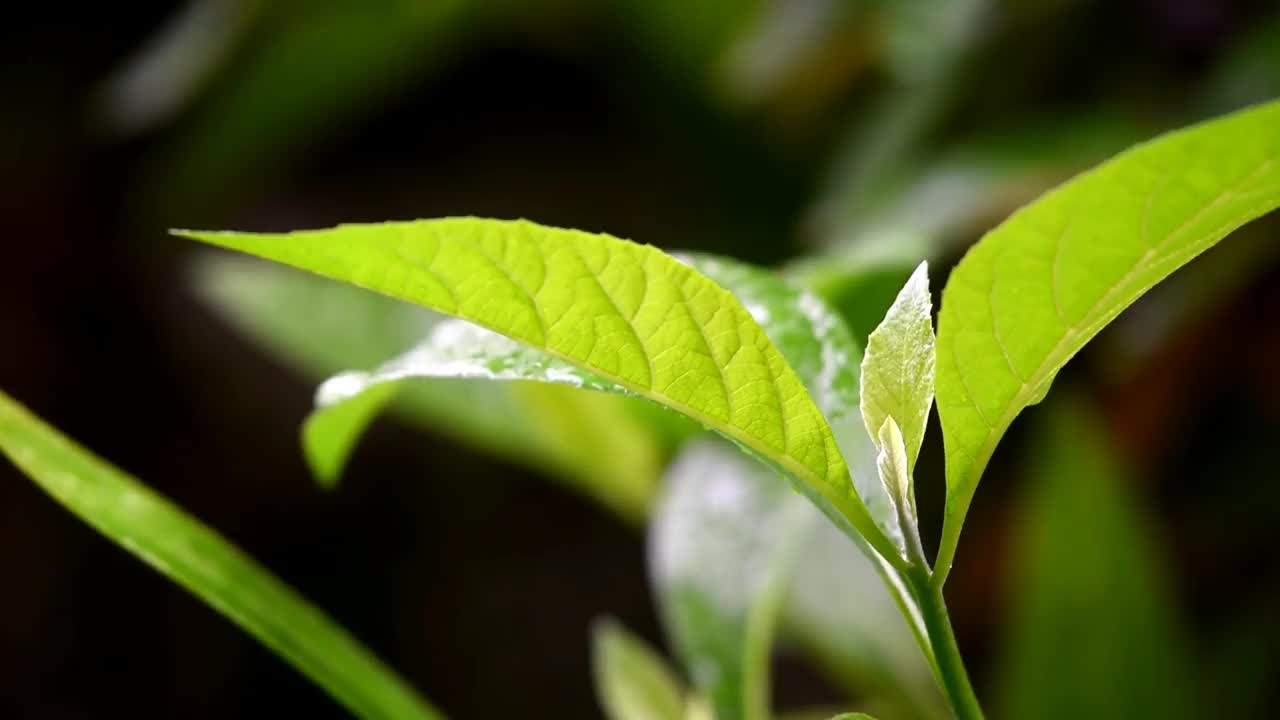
[2,1,1279,718]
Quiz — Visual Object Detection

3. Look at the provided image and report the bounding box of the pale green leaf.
[592,618,687,720]
[874,418,919,561]
[860,261,935,472]
[996,397,1196,720]
[0,389,440,720]
[934,99,1280,578]
[177,219,894,560]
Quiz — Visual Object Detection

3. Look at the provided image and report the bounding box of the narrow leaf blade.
[0,390,440,720]
[935,99,1280,574]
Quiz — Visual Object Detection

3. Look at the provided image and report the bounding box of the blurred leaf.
[197,253,660,520]
[650,440,803,720]
[653,441,946,720]
[0,389,440,720]
[996,397,1195,719]
[592,619,687,720]
[933,99,1280,580]
[181,220,900,560]
[96,0,262,135]
[860,262,934,472]
[787,260,916,350]
[149,0,477,214]
[1198,16,1280,117]
[811,112,1145,262]
[604,0,759,82]
[782,484,947,720]
[881,0,986,84]
[719,0,875,121]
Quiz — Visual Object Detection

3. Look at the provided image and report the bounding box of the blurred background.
[2,0,1279,717]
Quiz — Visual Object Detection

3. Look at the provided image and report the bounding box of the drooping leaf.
[178,219,896,560]
[196,253,662,521]
[996,397,1196,720]
[0,389,440,720]
[592,618,688,720]
[934,99,1280,578]
[303,379,400,486]
[860,261,935,472]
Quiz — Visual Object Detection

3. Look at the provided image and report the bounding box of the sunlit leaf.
[592,618,687,720]
[196,253,661,521]
[649,263,938,719]
[178,219,896,561]
[0,389,440,720]
[996,397,1196,720]
[933,99,1280,579]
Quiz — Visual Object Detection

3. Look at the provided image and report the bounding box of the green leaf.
[996,397,1196,720]
[303,380,400,487]
[649,262,942,720]
[196,253,661,522]
[874,418,920,563]
[178,219,895,561]
[592,618,687,720]
[934,99,1280,578]
[860,261,935,472]
[0,389,440,720]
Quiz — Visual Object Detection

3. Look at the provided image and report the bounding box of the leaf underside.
[934,98,1280,573]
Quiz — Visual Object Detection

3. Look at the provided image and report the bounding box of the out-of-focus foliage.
[592,619,689,720]
[996,397,1196,719]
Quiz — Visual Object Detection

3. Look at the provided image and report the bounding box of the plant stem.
[908,568,985,720]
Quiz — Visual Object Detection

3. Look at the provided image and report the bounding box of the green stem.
[908,568,984,720]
